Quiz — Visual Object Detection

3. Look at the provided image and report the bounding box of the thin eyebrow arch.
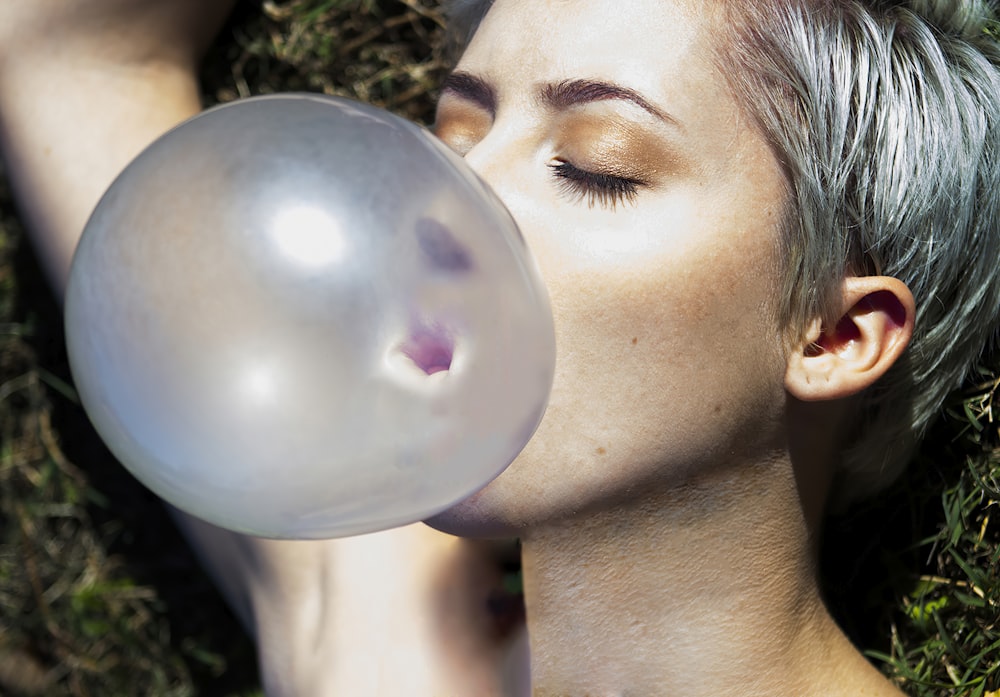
[541,79,681,128]
[440,71,497,115]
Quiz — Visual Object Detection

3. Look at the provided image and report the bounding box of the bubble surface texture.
[65,94,555,539]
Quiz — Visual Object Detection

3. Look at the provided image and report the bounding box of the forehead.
[463,0,706,73]
[457,0,738,128]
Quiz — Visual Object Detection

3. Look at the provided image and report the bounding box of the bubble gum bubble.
[64,94,555,539]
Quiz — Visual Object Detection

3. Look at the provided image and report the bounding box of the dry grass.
[202,0,449,121]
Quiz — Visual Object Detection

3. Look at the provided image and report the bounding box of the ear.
[785,276,915,401]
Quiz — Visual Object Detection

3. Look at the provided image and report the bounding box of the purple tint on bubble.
[416,218,473,273]
[400,324,454,375]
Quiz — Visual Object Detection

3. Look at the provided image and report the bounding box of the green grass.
[0,1,997,694]
[822,359,1000,696]
[877,374,1000,696]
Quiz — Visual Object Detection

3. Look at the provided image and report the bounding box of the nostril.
[399,325,454,375]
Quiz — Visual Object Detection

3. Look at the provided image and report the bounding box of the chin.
[424,489,522,539]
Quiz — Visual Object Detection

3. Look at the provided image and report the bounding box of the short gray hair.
[716,0,1000,505]
[445,0,1000,505]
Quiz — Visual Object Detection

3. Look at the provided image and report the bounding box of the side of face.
[427,0,795,536]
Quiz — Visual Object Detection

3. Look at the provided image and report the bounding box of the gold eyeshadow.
[553,114,684,183]
[433,97,492,155]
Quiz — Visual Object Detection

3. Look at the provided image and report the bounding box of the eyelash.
[548,160,643,210]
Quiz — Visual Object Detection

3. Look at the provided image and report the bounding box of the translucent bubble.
[65,94,555,539]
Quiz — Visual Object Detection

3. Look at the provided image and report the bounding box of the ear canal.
[814,314,862,354]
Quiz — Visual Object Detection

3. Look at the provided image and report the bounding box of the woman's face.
[428,0,793,535]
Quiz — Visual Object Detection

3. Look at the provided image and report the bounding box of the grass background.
[0,1,997,695]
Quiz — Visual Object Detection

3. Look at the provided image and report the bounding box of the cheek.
[451,245,788,533]
[432,155,791,529]
[553,252,783,417]
[526,200,789,471]
[536,191,785,385]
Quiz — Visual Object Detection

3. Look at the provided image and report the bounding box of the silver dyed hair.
[717,0,1000,505]
[446,0,1000,505]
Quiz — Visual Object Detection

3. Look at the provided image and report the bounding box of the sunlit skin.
[428,0,912,695]
[430,0,791,535]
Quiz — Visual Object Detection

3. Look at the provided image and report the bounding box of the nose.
[461,134,503,193]
[459,125,529,231]
[457,129,558,301]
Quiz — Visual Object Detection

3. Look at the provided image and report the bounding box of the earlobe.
[785,277,915,401]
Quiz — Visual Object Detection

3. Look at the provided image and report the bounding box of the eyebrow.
[440,71,679,128]
[441,71,681,126]
[440,71,498,114]
[541,79,678,126]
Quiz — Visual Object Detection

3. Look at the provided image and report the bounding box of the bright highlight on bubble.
[270,205,346,267]
[65,94,556,539]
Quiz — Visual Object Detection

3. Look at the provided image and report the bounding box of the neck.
[519,454,897,697]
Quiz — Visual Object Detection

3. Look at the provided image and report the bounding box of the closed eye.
[548,160,644,210]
